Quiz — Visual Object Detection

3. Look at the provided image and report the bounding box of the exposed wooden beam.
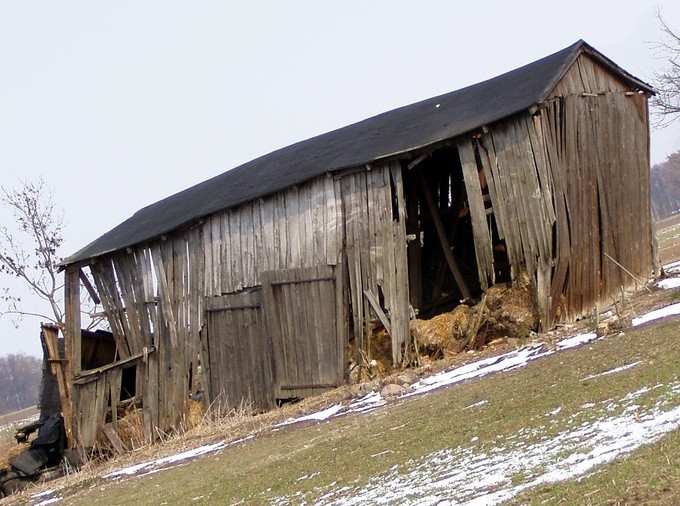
[78,268,101,305]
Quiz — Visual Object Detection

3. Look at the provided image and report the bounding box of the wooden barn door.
[203,289,274,412]
[261,265,345,399]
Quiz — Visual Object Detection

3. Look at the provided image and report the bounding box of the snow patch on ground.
[104,439,244,479]
[556,331,599,350]
[275,404,344,428]
[663,260,680,273]
[632,303,680,326]
[657,277,680,289]
[295,382,680,506]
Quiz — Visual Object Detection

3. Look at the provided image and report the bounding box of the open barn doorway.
[403,145,510,318]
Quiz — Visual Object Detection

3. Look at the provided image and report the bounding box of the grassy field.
[10,291,679,505]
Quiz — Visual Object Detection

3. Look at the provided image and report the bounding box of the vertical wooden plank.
[228,209,242,292]
[458,140,494,289]
[150,244,179,347]
[65,267,82,376]
[210,214,222,295]
[202,218,213,297]
[389,162,411,364]
[253,199,265,279]
[221,210,233,293]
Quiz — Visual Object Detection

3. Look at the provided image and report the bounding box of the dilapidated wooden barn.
[58,40,656,451]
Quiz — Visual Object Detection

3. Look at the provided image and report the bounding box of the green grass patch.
[19,318,680,505]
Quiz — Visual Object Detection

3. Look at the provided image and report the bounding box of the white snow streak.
[632,303,680,326]
[404,343,553,397]
[555,331,599,350]
[104,440,230,479]
[275,404,344,427]
[581,361,642,381]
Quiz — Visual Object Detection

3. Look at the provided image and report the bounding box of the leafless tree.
[0,177,102,330]
[652,13,680,126]
[0,177,65,326]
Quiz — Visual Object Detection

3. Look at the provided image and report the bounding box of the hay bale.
[187,400,205,429]
[411,313,452,348]
[485,283,509,311]
[116,409,145,450]
[450,305,474,340]
[486,274,537,338]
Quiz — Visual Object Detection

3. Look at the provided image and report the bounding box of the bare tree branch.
[0,177,104,332]
[651,10,680,127]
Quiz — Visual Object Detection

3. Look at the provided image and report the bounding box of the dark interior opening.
[80,329,116,371]
[404,146,481,316]
[120,365,136,401]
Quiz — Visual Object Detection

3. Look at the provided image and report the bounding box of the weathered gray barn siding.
[59,42,656,452]
[454,53,653,328]
[69,164,410,448]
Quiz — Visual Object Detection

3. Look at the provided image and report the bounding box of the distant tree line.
[0,353,42,416]
[651,150,680,222]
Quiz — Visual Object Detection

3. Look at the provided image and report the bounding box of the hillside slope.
[15,287,680,505]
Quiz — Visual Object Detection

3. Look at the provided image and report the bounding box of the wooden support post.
[65,266,82,376]
[417,172,471,300]
[64,265,81,448]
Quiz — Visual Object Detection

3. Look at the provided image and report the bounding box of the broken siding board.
[187,228,203,362]
[112,255,144,354]
[538,100,572,318]
[138,248,159,345]
[150,244,180,348]
[506,119,544,271]
[494,121,538,277]
[515,117,553,272]
[342,173,364,362]
[459,140,494,289]
[483,133,523,273]
[388,161,410,363]
[91,260,130,359]
[142,343,160,442]
[382,165,398,353]
[129,251,155,347]
[323,174,338,265]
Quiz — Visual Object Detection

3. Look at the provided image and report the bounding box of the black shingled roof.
[61,40,653,266]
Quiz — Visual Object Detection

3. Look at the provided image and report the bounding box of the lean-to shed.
[59,40,656,451]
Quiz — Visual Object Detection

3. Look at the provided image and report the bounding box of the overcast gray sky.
[1,1,679,357]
